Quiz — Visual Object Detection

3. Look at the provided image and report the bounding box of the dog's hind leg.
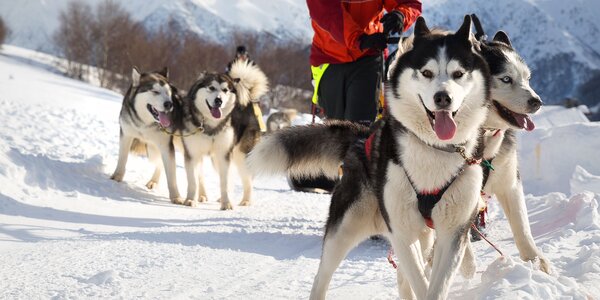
[111,133,134,182]
[310,206,375,300]
[145,145,163,190]
[232,148,253,206]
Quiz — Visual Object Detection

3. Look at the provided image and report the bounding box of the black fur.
[390,17,491,104]
[279,121,371,177]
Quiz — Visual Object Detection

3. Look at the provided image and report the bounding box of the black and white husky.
[111,67,184,204]
[470,14,549,272]
[249,16,491,299]
[179,61,268,210]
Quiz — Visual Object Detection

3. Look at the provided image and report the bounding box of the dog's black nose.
[528,97,543,111]
[164,101,173,110]
[434,91,452,109]
[214,98,223,107]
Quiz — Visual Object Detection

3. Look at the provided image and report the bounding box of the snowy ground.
[0,45,599,299]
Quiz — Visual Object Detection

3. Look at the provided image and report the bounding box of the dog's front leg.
[427,226,469,300]
[145,145,163,190]
[159,141,182,204]
[388,234,429,299]
[184,153,200,207]
[494,182,550,273]
[111,132,133,182]
[215,152,233,210]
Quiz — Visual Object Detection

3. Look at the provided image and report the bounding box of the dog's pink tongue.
[210,107,222,119]
[158,112,171,127]
[513,112,535,131]
[434,111,457,140]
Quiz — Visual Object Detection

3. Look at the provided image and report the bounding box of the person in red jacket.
[307,0,422,124]
[289,1,421,193]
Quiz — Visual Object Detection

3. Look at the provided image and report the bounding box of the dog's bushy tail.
[247,120,370,179]
[229,61,269,107]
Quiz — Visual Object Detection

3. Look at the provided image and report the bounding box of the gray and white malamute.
[470,14,549,272]
[111,67,184,204]
[179,61,268,210]
[249,16,491,299]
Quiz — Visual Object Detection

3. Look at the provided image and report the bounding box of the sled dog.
[180,61,268,210]
[111,67,184,203]
[249,16,491,299]
[471,14,549,272]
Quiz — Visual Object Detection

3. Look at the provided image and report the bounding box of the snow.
[1,46,600,299]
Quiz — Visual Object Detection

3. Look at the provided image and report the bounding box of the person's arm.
[306,0,364,50]
[384,0,422,32]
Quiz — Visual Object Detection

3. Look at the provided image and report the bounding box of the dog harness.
[364,130,482,229]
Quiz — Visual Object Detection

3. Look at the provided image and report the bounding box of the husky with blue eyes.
[180,61,268,210]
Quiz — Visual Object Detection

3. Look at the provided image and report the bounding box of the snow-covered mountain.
[1,0,599,102]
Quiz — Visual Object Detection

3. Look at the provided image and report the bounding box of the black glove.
[381,11,405,35]
[359,33,387,51]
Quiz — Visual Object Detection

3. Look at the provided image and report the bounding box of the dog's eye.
[500,76,513,84]
[209,86,216,92]
[222,88,228,93]
[152,91,160,95]
[452,71,464,79]
[421,70,434,79]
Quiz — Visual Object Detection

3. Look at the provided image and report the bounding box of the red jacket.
[307,0,422,66]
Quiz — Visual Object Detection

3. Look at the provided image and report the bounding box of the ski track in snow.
[1,46,600,299]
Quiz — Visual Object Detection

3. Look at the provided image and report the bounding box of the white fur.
[111,73,181,204]
[228,60,269,106]
[183,66,268,210]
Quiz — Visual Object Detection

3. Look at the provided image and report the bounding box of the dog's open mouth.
[493,100,535,131]
[419,95,457,141]
[146,104,171,127]
[206,100,222,119]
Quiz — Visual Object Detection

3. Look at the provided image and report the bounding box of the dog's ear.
[493,31,512,47]
[414,17,430,38]
[196,71,207,81]
[232,78,241,84]
[470,14,486,41]
[132,67,141,87]
[158,67,169,78]
[455,15,472,43]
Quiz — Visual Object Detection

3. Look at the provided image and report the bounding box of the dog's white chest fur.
[184,127,234,154]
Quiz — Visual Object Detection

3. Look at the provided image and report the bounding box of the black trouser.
[318,54,382,124]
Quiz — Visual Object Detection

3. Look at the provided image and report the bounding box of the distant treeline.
[0,16,8,47]
[53,0,311,93]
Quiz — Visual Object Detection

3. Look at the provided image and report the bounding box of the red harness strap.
[364,132,376,161]
[419,189,442,229]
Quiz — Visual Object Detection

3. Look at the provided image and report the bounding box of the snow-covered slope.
[1,0,598,102]
[1,45,599,299]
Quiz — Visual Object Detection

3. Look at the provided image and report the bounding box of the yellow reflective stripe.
[311,64,330,104]
[252,102,266,133]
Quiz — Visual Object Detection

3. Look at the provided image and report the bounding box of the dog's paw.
[110,173,124,182]
[170,197,184,205]
[145,181,158,190]
[184,199,199,207]
[537,256,552,274]
[198,196,207,203]
[220,201,233,210]
[238,199,251,206]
